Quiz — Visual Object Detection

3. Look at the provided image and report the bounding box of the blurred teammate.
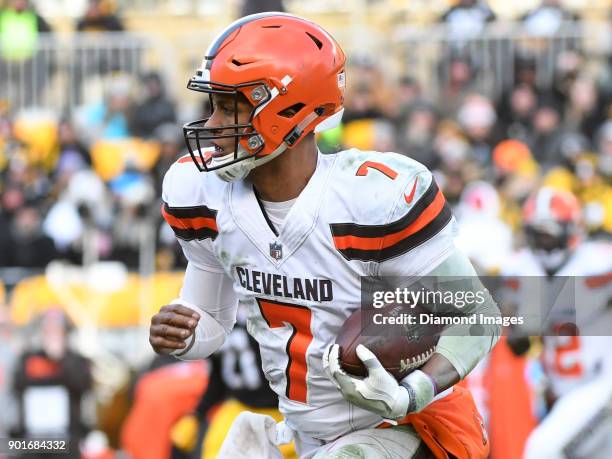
[501,188,612,459]
[149,12,500,458]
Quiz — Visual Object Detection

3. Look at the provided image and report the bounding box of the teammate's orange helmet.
[183,12,346,181]
[522,187,582,271]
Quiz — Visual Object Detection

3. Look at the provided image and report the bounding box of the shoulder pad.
[162,154,214,206]
[329,150,452,262]
[161,154,224,242]
[570,242,612,275]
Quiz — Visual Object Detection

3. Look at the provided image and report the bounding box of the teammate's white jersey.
[162,149,456,440]
[502,242,612,398]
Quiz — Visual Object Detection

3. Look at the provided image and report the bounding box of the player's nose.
[203,108,225,132]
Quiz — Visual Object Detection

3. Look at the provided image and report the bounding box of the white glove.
[322,343,412,420]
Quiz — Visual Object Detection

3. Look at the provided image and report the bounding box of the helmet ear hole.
[278,103,305,118]
[317,103,336,116]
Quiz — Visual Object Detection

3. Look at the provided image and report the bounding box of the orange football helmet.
[183,12,346,181]
[522,187,582,271]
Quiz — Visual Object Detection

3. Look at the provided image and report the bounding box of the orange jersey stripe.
[585,272,612,288]
[177,155,193,164]
[332,190,446,251]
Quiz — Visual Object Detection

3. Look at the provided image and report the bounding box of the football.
[335,305,442,380]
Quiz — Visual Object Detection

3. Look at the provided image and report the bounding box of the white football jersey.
[502,242,612,398]
[162,149,456,441]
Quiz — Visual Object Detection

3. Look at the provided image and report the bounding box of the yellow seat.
[342,119,376,151]
[12,112,59,170]
[9,271,184,327]
[0,279,5,306]
[91,138,161,181]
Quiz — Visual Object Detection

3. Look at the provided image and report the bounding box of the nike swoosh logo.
[404,177,418,204]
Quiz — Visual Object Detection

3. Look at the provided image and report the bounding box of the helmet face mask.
[525,224,573,270]
[525,225,569,253]
[183,81,270,172]
[182,12,346,181]
[183,82,269,177]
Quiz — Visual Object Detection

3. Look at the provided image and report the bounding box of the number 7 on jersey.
[256,298,313,403]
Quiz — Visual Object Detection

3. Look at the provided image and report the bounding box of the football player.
[149,12,500,459]
[500,188,612,459]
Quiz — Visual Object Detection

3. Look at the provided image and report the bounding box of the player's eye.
[217,104,235,116]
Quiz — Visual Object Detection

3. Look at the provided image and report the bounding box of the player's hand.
[322,343,411,420]
[149,304,200,355]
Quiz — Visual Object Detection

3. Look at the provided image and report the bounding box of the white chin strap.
[212,142,288,182]
[314,108,344,133]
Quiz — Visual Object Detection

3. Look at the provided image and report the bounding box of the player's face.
[204,92,253,156]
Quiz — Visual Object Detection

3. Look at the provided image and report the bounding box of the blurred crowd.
[0,0,609,274]
[0,0,611,458]
[323,43,612,271]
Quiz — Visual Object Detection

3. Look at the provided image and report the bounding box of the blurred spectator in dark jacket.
[564,76,606,140]
[513,54,539,91]
[72,0,126,104]
[129,72,176,139]
[438,52,478,118]
[76,0,124,32]
[390,75,422,121]
[497,83,538,142]
[528,94,565,170]
[597,120,612,180]
[54,120,91,179]
[2,205,57,268]
[396,101,439,169]
[0,185,25,266]
[12,309,92,459]
[0,0,53,107]
[343,57,386,123]
[152,123,181,196]
[550,50,582,108]
[240,0,285,16]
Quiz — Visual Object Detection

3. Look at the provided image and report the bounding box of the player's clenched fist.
[149,304,200,355]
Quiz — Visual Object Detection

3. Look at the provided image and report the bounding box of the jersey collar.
[229,151,336,267]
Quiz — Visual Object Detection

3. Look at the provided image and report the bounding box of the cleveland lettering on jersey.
[236,266,333,302]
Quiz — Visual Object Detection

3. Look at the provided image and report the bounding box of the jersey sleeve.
[374,166,456,277]
[161,157,225,273]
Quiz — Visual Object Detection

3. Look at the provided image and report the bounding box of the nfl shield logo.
[269,242,283,260]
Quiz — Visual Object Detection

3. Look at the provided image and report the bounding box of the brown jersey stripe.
[161,203,219,241]
[330,179,439,238]
[162,202,218,220]
[169,226,219,242]
[333,202,452,262]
